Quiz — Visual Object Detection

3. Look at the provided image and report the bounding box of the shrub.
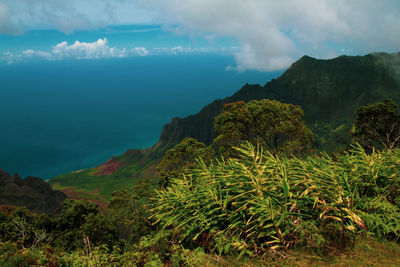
[150,143,400,257]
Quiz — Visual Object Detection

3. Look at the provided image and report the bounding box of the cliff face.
[0,169,67,216]
[158,53,400,151]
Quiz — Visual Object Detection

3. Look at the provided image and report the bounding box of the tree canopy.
[352,99,400,151]
[156,137,214,188]
[108,177,155,243]
[214,99,314,156]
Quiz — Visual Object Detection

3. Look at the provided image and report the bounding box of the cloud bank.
[1,39,229,64]
[135,0,400,71]
[51,38,145,59]
[1,38,148,64]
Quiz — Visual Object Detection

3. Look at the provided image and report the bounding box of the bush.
[150,143,400,257]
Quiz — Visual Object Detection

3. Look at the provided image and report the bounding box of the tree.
[0,207,51,248]
[108,177,155,243]
[53,199,118,250]
[352,99,400,151]
[157,137,214,188]
[214,99,314,157]
[79,212,118,247]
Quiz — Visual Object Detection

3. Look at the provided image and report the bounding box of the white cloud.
[1,38,148,63]
[130,47,149,57]
[52,39,129,59]
[1,39,227,64]
[135,0,400,71]
[1,52,21,64]
[151,45,238,56]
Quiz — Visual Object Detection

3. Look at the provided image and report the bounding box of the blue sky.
[1,0,400,71]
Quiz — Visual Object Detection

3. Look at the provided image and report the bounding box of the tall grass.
[150,143,400,257]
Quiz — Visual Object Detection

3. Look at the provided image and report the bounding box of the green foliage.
[157,137,214,188]
[0,242,39,267]
[125,229,209,266]
[53,199,119,250]
[56,199,99,230]
[1,145,400,264]
[0,234,209,267]
[108,177,156,243]
[214,99,314,157]
[0,207,51,249]
[352,99,400,151]
[150,143,400,257]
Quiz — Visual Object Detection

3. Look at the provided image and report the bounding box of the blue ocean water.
[0,55,281,179]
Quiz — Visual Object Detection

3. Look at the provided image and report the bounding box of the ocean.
[0,55,281,179]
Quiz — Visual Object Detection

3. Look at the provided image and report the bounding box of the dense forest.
[2,53,400,266]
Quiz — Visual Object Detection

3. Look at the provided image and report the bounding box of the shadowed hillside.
[0,169,67,215]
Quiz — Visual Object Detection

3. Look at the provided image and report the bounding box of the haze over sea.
[0,54,280,179]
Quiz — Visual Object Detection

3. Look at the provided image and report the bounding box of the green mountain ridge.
[49,52,400,200]
[160,53,400,150]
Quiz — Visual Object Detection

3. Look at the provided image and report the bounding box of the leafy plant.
[150,143,380,257]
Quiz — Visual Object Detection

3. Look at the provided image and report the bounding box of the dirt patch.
[143,161,159,177]
[60,186,108,213]
[62,186,79,198]
[0,204,18,215]
[96,157,126,176]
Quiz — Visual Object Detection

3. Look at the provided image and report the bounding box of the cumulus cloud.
[1,38,148,63]
[52,39,130,59]
[135,0,400,71]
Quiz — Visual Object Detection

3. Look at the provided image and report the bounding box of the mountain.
[160,53,400,151]
[0,169,67,216]
[49,52,400,200]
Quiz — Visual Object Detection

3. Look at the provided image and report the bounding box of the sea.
[0,55,281,179]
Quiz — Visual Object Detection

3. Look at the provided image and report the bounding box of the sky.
[0,0,400,71]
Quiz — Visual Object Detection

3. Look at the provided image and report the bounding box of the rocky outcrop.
[0,169,67,216]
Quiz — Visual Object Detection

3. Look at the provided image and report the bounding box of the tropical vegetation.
[1,97,400,265]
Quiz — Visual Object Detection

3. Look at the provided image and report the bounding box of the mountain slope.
[50,146,162,202]
[160,53,400,150]
[0,169,67,216]
[49,52,400,199]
